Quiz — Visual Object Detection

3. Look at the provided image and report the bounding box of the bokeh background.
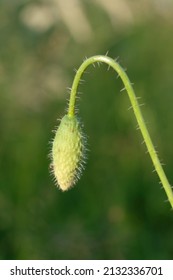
[1,0,173,260]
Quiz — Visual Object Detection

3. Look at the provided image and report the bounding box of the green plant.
[51,55,173,209]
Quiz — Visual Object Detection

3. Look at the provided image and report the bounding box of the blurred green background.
[1,0,173,260]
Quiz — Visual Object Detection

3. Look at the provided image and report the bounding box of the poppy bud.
[51,114,86,191]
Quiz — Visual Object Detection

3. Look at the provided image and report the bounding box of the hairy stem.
[68,55,173,208]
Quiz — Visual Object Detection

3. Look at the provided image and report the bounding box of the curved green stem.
[68,55,173,208]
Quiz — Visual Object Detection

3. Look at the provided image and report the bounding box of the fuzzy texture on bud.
[51,114,86,191]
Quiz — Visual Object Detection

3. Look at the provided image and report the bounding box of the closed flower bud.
[51,114,86,191]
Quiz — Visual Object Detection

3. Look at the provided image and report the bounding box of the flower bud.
[51,114,86,191]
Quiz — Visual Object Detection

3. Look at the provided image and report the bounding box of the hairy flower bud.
[51,114,86,191]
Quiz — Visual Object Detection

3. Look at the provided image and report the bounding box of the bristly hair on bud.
[51,114,86,191]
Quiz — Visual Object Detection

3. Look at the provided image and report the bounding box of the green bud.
[51,114,86,191]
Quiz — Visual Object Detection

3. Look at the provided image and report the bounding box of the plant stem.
[68,55,173,208]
